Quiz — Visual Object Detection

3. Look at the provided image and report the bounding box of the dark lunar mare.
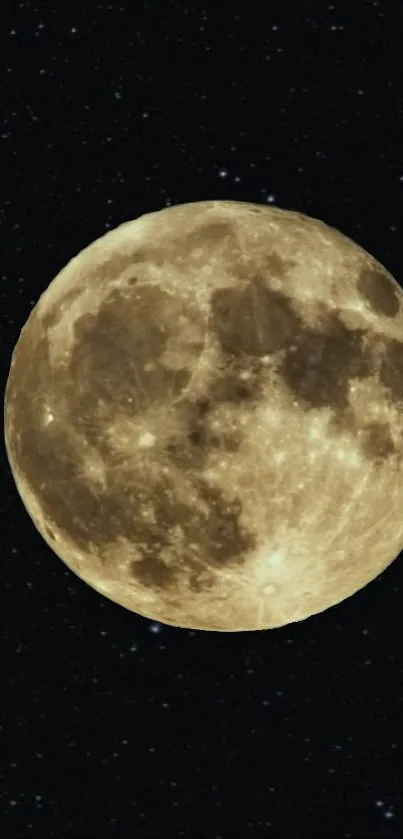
[208,272,401,465]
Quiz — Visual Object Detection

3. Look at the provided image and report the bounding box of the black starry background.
[1,1,403,837]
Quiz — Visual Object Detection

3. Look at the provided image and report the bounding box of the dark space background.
[1,1,403,837]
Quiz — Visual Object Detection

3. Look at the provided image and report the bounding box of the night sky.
[2,1,403,838]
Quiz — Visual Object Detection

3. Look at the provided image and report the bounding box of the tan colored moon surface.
[4,200,403,631]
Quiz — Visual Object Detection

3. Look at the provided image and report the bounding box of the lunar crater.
[356,264,401,318]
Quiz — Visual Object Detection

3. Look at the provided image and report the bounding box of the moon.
[4,200,403,631]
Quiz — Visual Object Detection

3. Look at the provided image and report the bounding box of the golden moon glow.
[4,200,403,631]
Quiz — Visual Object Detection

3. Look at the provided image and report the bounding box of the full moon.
[4,200,403,631]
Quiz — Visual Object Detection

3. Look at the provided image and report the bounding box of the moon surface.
[4,200,403,631]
